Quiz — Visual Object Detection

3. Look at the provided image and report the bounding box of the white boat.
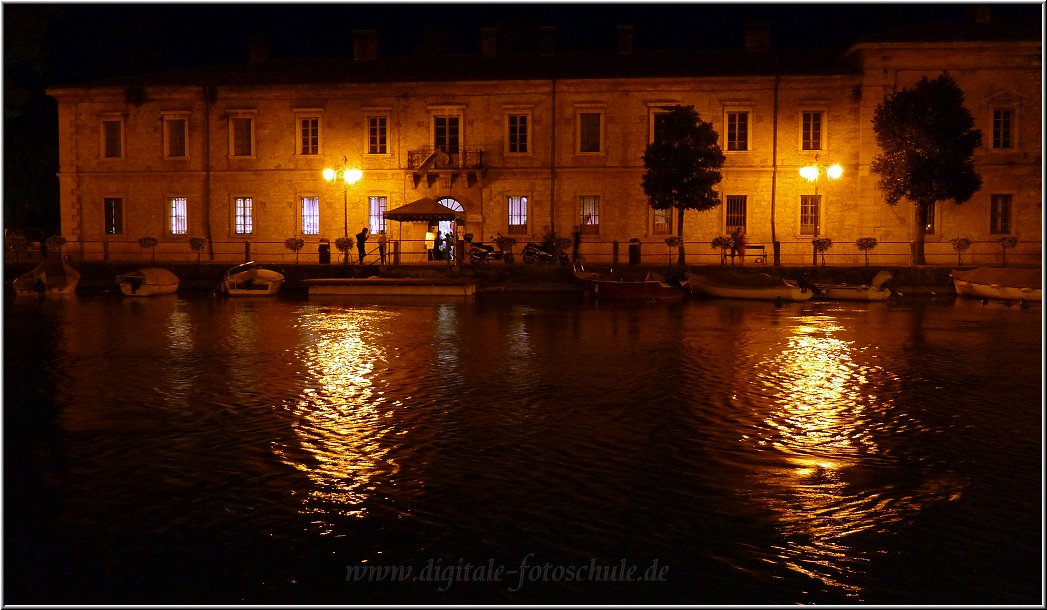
[687,272,814,302]
[12,259,80,296]
[116,267,179,296]
[950,267,1041,302]
[222,262,284,296]
[815,270,896,302]
[574,269,686,301]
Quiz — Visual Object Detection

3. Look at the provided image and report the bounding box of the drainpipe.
[770,74,781,265]
[203,84,214,261]
[549,77,557,239]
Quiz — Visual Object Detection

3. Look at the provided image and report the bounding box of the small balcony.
[407,146,485,188]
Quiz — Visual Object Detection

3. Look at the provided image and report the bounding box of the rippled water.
[4,292,1042,604]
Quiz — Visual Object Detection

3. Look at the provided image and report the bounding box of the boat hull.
[575,271,685,301]
[116,267,179,296]
[222,263,285,296]
[951,268,1041,302]
[13,259,80,296]
[816,285,891,302]
[687,273,813,302]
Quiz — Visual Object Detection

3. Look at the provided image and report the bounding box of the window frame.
[432,113,461,154]
[578,195,600,234]
[161,113,189,160]
[651,206,672,236]
[576,110,604,154]
[725,195,748,232]
[366,114,389,156]
[992,108,1015,149]
[295,110,321,157]
[100,115,125,160]
[301,195,320,235]
[799,194,821,236]
[990,194,1013,234]
[800,110,825,151]
[368,196,387,234]
[725,109,750,152]
[227,110,256,159]
[507,195,529,234]
[233,196,254,235]
[104,197,124,235]
[506,112,531,155]
[168,196,188,235]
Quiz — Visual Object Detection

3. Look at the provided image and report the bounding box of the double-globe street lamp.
[799,156,843,266]
[322,160,363,237]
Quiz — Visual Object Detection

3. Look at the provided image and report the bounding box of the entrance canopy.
[384,197,464,223]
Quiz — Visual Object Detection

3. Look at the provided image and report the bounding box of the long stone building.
[46,13,1041,266]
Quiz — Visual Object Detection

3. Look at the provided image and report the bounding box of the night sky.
[2,2,1041,229]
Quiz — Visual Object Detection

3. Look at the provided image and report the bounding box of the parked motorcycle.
[522,241,569,265]
[468,235,515,265]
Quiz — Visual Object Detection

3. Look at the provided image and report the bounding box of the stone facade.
[46,22,1041,267]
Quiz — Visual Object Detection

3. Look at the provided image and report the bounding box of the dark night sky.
[2,2,1042,229]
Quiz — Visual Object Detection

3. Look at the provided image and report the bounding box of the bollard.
[244,241,251,263]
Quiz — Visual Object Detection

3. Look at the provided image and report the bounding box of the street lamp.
[799,155,842,265]
[322,159,362,237]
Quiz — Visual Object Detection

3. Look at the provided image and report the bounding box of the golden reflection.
[272,308,399,525]
[743,313,966,598]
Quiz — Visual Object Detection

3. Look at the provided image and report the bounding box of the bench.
[722,243,768,265]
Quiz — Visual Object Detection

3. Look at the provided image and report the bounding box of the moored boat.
[12,259,80,296]
[950,267,1041,302]
[116,267,180,296]
[815,270,896,302]
[687,272,814,302]
[574,268,686,301]
[222,262,285,296]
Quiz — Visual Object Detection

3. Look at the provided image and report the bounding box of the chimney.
[617,25,634,55]
[249,34,269,64]
[540,26,556,56]
[744,22,770,52]
[481,27,497,58]
[353,29,379,61]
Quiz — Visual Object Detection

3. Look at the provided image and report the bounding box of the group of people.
[353,227,388,265]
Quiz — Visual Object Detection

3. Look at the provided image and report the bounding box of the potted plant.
[855,237,878,267]
[284,237,306,264]
[189,237,207,264]
[998,235,1018,266]
[138,236,159,263]
[664,236,681,267]
[812,238,833,267]
[950,236,971,266]
[710,236,733,266]
[334,237,354,264]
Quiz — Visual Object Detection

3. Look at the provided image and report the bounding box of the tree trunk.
[676,207,687,265]
[911,203,928,265]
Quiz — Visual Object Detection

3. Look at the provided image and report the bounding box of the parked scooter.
[467,234,515,265]
[522,241,569,265]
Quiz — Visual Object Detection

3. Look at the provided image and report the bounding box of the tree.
[138,236,159,263]
[871,72,982,265]
[855,237,878,267]
[284,237,305,264]
[642,105,725,265]
[950,236,971,265]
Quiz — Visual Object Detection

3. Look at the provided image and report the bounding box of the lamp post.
[322,159,362,237]
[799,156,842,266]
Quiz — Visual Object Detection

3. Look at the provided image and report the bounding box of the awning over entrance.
[384,198,464,223]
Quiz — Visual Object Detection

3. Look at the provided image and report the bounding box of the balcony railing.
[407,147,485,171]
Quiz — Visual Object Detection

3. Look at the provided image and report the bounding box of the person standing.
[730,226,746,264]
[356,227,369,264]
[377,230,387,265]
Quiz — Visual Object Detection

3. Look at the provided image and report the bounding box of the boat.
[950,267,1041,302]
[221,262,285,296]
[574,268,687,301]
[687,272,814,302]
[815,270,896,302]
[12,258,80,296]
[116,267,180,296]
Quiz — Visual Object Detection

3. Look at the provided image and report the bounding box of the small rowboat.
[951,267,1041,302]
[116,267,179,296]
[687,272,814,302]
[222,262,285,297]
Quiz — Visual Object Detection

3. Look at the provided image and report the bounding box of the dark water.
[3,291,1042,605]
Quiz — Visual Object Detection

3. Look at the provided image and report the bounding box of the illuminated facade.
[46,18,1041,266]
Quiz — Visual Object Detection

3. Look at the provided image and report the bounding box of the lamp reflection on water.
[742,313,966,597]
[273,308,400,527]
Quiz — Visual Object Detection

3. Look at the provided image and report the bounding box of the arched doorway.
[434,197,464,260]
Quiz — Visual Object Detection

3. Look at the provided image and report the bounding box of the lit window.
[163,117,187,158]
[924,201,936,235]
[652,207,671,235]
[102,119,123,158]
[507,114,529,153]
[992,109,1014,149]
[726,195,747,231]
[368,196,387,234]
[368,116,388,155]
[302,196,319,235]
[234,197,253,234]
[104,197,124,234]
[169,197,187,234]
[579,196,600,234]
[508,196,528,234]
[990,194,1012,234]
[726,111,749,151]
[800,195,820,236]
[801,111,823,151]
[299,117,319,156]
[578,112,602,153]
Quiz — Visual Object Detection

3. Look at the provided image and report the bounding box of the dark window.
[104,197,123,234]
[579,112,601,153]
[990,194,1012,234]
[800,195,820,236]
